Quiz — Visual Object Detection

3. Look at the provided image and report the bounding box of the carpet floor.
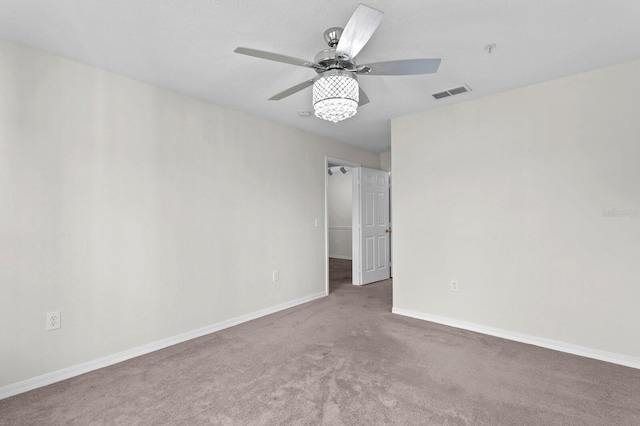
[2,258,639,425]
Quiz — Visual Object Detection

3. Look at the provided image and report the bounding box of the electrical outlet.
[46,311,61,330]
[450,280,459,292]
[314,217,322,227]
[272,270,279,282]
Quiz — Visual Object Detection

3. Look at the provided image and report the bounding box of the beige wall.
[392,59,640,359]
[0,40,380,388]
[380,151,391,171]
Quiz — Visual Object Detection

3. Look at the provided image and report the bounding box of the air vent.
[432,91,451,99]
[448,86,469,95]
[432,85,472,100]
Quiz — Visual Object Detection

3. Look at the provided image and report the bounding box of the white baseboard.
[329,255,352,260]
[392,307,640,370]
[0,292,326,400]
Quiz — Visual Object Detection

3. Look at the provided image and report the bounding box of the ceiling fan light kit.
[313,70,359,123]
[234,4,441,123]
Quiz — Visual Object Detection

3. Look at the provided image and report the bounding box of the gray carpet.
[2,258,639,425]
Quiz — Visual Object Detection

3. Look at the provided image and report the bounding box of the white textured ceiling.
[2,1,640,152]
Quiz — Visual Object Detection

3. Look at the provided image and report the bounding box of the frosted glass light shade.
[313,70,359,123]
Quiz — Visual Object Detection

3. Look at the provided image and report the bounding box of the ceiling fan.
[234,4,441,123]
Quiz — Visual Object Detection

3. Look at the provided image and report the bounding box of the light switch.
[315,217,322,227]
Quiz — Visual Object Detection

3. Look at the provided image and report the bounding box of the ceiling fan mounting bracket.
[323,27,343,48]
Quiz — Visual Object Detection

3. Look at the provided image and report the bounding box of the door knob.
[385,228,391,233]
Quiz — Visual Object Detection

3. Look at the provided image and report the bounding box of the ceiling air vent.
[432,85,471,100]
[432,91,451,99]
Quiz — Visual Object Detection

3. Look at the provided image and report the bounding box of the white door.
[353,167,390,285]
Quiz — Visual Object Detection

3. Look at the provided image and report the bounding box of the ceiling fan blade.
[357,58,441,75]
[358,87,370,106]
[336,4,384,60]
[269,79,316,100]
[234,47,325,71]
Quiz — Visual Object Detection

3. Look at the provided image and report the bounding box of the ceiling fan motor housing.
[314,48,357,72]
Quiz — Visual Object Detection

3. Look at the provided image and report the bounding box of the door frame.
[324,156,361,296]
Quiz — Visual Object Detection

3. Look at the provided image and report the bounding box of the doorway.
[325,157,359,294]
[324,157,391,294]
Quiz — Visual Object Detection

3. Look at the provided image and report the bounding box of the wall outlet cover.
[46,311,61,330]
